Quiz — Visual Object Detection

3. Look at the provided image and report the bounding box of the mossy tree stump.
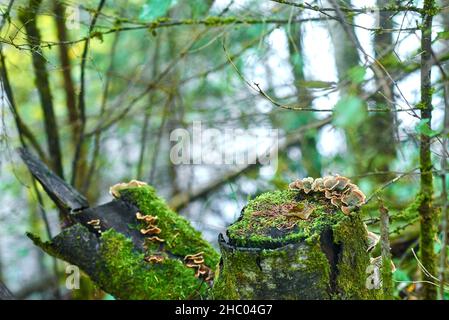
[212,190,382,299]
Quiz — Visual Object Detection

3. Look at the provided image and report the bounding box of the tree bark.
[419,0,437,300]
[369,0,397,181]
[53,1,79,147]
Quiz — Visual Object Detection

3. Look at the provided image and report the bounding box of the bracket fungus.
[87,219,102,235]
[137,212,161,236]
[136,212,158,224]
[110,180,148,198]
[20,151,221,299]
[365,224,380,253]
[136,212,166,261]
[214,183,385,299]
[87,219,100,225]
[140,226,161,235]
[289,176,382,253]
[184,252,214,282]
[289,175,366,215]
[145,236,165,243]
[144,255,165,264]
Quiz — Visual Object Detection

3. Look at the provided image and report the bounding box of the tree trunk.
[53,1,79,148]
[328,0,397,179]
[284,20,322,177]
[370,0,397,180]
[418,0,438,300]
[18,0,64,179]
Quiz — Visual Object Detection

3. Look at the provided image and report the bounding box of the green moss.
[119,186,220,268]
[381,255,394,300]
[399,194,422,219]
[27,232,65,261]
[203,16,237,26]
[332,216,383,299]
[213,240,330,299]
[227,190,345,248]
[423,3,440,16]
[97,229,211,299]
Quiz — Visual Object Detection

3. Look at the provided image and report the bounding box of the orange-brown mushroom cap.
[140,226,161,235]
[145,255,164,263]
[146,236,165,243]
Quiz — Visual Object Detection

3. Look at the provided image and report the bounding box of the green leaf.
[333,96,367,128]
[347,66,366,84]
[140,0,176,20]
[436,31,449,41]
[415,119,440,137]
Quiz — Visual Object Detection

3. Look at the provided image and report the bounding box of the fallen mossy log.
[20,149,384,299]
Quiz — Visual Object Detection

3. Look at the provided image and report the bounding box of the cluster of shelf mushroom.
[289,175,367,215]
[109,179,148,198]
[87,219,102,235]
[184,252,214,282]
[289,175,381,255]
[136,212,165,263]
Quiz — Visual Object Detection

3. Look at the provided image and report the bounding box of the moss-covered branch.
[28,184,220,300]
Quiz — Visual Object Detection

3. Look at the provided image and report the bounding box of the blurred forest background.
[0,0,448,299]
